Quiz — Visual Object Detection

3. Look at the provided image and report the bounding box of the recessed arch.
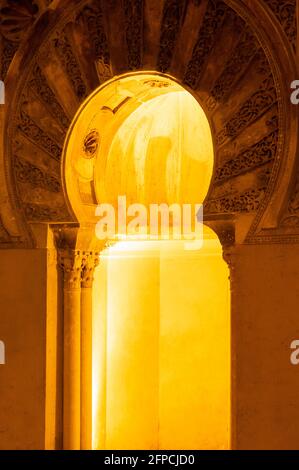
[62,71,215,228]
[62,71,230,450]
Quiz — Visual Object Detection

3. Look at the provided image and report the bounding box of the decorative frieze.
[281,178,299,227]
[14,155,61,193]
[216,76,277,146]
[205,187,266,214]
[215,130,278,184]
[209,30,258,108]
[157,0,187,73]
[123,0,143,70]
[54,32,87,100]
[0,36,18,79]
[79,3,112,83]
[263,0,296,50]
[29,65,70,130]
[18,110,62,161]
[23,202,70,222]
[184,0,227,89]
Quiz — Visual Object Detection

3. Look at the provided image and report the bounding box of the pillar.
[58,249,83,450]
[81,252,99,450]
[222,243,236,451]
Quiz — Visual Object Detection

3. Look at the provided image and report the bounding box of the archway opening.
[63,72,230,450]
[93,227,230,450]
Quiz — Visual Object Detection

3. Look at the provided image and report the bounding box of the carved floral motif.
[58,249,100,289]
[263,0,296,50]
[58,250,85,289]
[215,130,278,184]
[216,75,277,146]
[54,32,87,100]
[29,65,70,130]
[14,155,61,192]
[81,252,100,288]
[157,0,187,73]
[209,30,258,108]
[123,0,143,70]
[184,0,227,89]
[205,188,266,214]
[18,110,62,161]
[23,202,70,222]
[0,37,18,79]
[79,2,111,83]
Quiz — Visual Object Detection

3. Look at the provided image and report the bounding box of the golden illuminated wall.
[92,231,230,450]
[99,90,213,207]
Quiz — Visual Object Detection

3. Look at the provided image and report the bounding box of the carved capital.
[81,251,100,288]
[58,249,85,289]
[58,249,100,289]
[222,245,237,290]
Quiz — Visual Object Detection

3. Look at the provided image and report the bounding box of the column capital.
[58,249,85,289]
[58,249,100,289]
[81,251,100,288]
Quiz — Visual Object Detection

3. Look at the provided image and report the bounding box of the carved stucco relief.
[0,0,296,245]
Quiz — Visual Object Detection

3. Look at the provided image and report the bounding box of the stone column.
[58,249,84,450]
[81,251,99,450]
[222,243,236,450]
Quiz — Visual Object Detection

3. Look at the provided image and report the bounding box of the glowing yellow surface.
[65,72,228,449]
[63,73,214,224]
[99,90,213,207]
[92,229,230,450]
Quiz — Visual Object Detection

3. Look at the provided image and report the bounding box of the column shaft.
[63,286,81,450]
[81,253,99,450]
[59,250,83,450]
[81,286,93,449]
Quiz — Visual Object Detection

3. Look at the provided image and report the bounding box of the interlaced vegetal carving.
[0,37,18,79]
[157,0,187,73]
[23,202,70,222]
[183,0,227,89]
[208,30,258,108]
[205,187,266,214]
[18,110,62,161]
[79,2,111,83]
[263,0,296,50]
[215,130,278,184]
[28,65,70,130]
[14,155,61,193]
[216,75,277,146]
[123,0,143,70]
[281,177,299,227]
[54,32,87,100]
